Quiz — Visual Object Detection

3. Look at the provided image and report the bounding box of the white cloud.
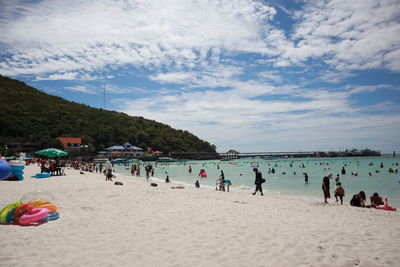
[36,72,79,81]
[150,72,195,84]
[115,81,400,152]
[64,85,95,94]
[284,0,400,72]
[0,0,281,77]
[257,71,283,83]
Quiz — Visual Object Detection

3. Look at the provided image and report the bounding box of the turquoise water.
[114,157,400,207]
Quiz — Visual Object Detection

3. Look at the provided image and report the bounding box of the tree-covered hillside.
[0,75,216,153]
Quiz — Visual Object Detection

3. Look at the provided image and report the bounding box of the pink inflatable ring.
[376,196,397,211]
[19,208,49,226]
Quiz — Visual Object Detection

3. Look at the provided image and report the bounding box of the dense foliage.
[0,75,216,153]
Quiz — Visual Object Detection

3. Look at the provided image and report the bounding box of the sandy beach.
[1,165,400,267]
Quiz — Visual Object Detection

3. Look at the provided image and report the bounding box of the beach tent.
[35,148,68,158]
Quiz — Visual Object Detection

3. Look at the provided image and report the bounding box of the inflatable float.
[35,173,51,178]
[9,153,26,180]
[40,212,60,222]
[32,200,58,213]
[13,202,34,224]
[1,190,60,226]
[199,169,207,178]
[376,196,397,211]
[19,208,49,226]
[0,201,23,224]
[0,159,12,180]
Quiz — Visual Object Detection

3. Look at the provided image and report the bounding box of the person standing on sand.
[105,159,112,181]
[131,165,135,176]
[322,173,332,203]
[252,168,264,196]
[136,165,141,176]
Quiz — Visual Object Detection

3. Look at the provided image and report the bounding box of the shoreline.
[1,165,400,266]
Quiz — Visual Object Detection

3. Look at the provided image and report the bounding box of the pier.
[171,149,380,160]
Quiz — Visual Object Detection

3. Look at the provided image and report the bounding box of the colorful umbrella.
[35,148,68,158]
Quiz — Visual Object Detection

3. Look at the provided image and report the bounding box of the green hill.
[0,75,216,154]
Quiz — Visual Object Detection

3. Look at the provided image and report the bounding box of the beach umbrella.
[35,148,68,158]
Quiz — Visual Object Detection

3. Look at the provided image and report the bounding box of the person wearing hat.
[252,168,264,196]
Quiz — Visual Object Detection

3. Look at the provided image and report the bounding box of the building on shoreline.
[105,142,144,158]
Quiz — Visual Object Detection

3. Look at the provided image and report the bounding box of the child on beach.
[334,182,345,205]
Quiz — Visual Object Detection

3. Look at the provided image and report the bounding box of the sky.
[1,0,400,153]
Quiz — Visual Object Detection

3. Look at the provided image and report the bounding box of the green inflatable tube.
[0,201,22,224]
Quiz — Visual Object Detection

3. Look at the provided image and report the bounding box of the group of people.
[40,159,63,176]
[321,173,386,207]
[349,191,384,208]
[215,170,232,192]
[130,164,141,177]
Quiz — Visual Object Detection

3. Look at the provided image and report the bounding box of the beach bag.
[261,178,266,183]
[150,183,158,187]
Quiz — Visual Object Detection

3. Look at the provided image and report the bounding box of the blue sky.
[1,0,400,153]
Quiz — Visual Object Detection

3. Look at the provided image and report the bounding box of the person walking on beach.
[334,182,345,205]
[131,165,136,176]
[136,165,141,176]
[322,174,332,203]
[252,168,264,196]
[145,165,152,181]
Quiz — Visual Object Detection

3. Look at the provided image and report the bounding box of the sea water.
[114,156,400,207]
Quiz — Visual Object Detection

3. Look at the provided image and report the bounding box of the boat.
[93,158,107,164]
[156,157,188,163]
[156,157,174,162]
[111,158,130,164]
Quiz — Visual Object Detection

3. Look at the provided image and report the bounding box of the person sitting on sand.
[195,180,200,188]
[370,192,384,207]
[350,191,366,207]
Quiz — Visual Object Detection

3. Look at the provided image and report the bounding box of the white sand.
[1,165,400,267]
